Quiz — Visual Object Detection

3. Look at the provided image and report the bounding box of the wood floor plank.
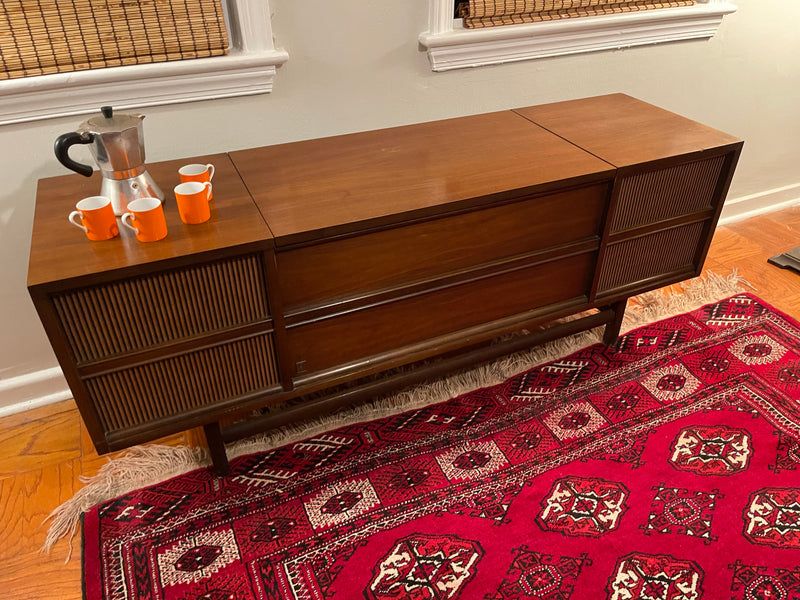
[753,206,800,232]
[184,426,208,450]
[1,550,82,600]
[0,459,82,599]
[0,399,76,434]
[730,216,800,257]
[0,406,81,480]
[707,226,764,266]
[0,460,80,560]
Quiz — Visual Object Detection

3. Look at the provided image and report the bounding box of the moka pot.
[54,106,164,216]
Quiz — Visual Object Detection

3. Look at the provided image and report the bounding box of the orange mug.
[174,181,212,224]
[178,163,215,200]
[121,197,168,242]
[68,196,119,241]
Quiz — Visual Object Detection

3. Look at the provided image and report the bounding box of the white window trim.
[419,0,737,71]
[0,0,288,126]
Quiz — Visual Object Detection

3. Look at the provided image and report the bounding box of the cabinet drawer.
[596,221,705,294]
[83,332,281,433]
[610,156,725,233]
[52,253,270,364]
[278,184,607,311]
[287,251,595,376]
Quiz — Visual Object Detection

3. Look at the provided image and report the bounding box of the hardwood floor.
[4,207,800,599]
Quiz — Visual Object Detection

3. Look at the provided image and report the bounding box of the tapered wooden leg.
[603,299,628,346]
[203,421,230,476]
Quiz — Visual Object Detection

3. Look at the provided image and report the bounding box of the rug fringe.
[43,270,745,555]
[43,445,209,558]
[621,269,754,333]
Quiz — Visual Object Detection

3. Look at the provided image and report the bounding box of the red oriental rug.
[82,294,800,599]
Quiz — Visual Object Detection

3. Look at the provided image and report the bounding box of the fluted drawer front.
[611,156,725,233]
[53,254,269,364]
[84,333,280,432]
[597,222,705,293]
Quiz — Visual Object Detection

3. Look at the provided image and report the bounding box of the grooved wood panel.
[278,184,608,310]
[597,222,705,292]
[84,334,280,432]
[611,156,725,232]
[287,252,595,376]
[52,254,269,365]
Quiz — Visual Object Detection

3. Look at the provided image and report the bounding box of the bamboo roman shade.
[458,0,695,28]
[0,0,229,81]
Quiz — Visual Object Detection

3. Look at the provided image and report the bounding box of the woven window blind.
[0,0,229,81]
[458,0,695,28]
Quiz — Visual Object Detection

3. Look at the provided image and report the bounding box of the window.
[419,0,737,71]
[0,0,287,126]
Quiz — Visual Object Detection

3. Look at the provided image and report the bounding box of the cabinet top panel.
[515,93,742,168]
[28,154,272,288]
[230,110,615,244]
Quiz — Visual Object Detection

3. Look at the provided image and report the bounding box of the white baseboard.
[0,367,72,418]
[719,183,800,226]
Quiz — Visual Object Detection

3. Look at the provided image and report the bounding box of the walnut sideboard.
[28,94,742,473]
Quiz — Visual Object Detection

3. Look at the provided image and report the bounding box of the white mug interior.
[76,196,111,211]
[126,197,162,213]
[179,163,214,179]
[175,181,212,199]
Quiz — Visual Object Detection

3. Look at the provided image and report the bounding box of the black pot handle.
[54,132,95,177]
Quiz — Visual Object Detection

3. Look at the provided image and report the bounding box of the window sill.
[0,49,288,126]
[0,0,287,125]
[419,2,737,71]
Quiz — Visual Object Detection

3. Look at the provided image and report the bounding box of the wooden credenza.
[27,94,742,472]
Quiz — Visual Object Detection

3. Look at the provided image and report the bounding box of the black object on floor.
[768,245,800,273]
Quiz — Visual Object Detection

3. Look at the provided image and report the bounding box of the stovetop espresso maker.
[55,106,164,215]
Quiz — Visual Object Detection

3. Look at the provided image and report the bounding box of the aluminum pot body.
[55,108,164,215]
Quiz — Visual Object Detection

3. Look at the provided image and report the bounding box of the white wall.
[1,0,797,412]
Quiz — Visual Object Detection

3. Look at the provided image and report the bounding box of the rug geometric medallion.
[82,294,800,599]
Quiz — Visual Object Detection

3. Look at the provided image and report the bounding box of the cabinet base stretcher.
[203,303,627,475]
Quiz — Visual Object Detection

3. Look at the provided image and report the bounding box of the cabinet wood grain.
[28,94,743,472]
